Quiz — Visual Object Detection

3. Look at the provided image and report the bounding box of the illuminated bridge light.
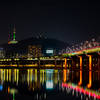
[62,83,100,99]
[63,46,100,57]
[79,56,82,70]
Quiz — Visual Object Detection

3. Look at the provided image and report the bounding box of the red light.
[62,83,100,99]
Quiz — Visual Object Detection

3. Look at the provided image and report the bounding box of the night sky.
[0,1,100,44]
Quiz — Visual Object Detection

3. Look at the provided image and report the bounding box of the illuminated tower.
[13,25,16,41]
[8,24,18,44]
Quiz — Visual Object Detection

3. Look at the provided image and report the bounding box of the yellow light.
[40,70,42,83]
[30,69,33,82]
[54,70,58,84]
[14,69,17,82]
[4,69,5,81]
[42,70,44,83]
[27,69,30,85]
[17,69,19,84]
[7,69,8,81]
[35,69,37,82]
[0,69,3,81]
[9,88,18,94]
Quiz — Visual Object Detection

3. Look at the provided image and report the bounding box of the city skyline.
[0,1,100,100]
[0,1,100,44]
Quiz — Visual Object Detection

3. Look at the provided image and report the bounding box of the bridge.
[60,38,100,71]
[63,46,100,57]
[0,57,64,68]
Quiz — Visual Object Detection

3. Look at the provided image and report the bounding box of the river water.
[0,68,100,100]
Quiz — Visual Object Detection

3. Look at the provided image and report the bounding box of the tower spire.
[13,24,16,41]
[8,24,18,44]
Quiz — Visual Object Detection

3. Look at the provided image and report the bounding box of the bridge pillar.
[64,58,67,68]
[79,56,82,70]
[88,55,92,71]
[77,56,83,86]
[87,55,92,88]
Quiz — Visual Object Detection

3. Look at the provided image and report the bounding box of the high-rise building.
[0,48,5,58]
[28,45,42,58]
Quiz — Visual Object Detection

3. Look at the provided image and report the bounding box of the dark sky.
[0,0,100,44]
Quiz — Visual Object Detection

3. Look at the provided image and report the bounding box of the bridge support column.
[87,55,92,88]
[78,56,83,86]
[64,58,67,68]
[79,56,82,70]
[88,55,92,71]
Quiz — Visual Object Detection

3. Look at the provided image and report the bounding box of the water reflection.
[0,69,100,100]
[78,70,82,86]
[87,71,92,88]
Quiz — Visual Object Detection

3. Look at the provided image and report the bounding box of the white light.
[46,50,53,54]
[46,81,53,89]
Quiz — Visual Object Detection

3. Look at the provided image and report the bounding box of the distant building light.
[46,49,53,54]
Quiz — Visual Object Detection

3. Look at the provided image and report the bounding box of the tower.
[8,24,18,44]
[13,24,16,41]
